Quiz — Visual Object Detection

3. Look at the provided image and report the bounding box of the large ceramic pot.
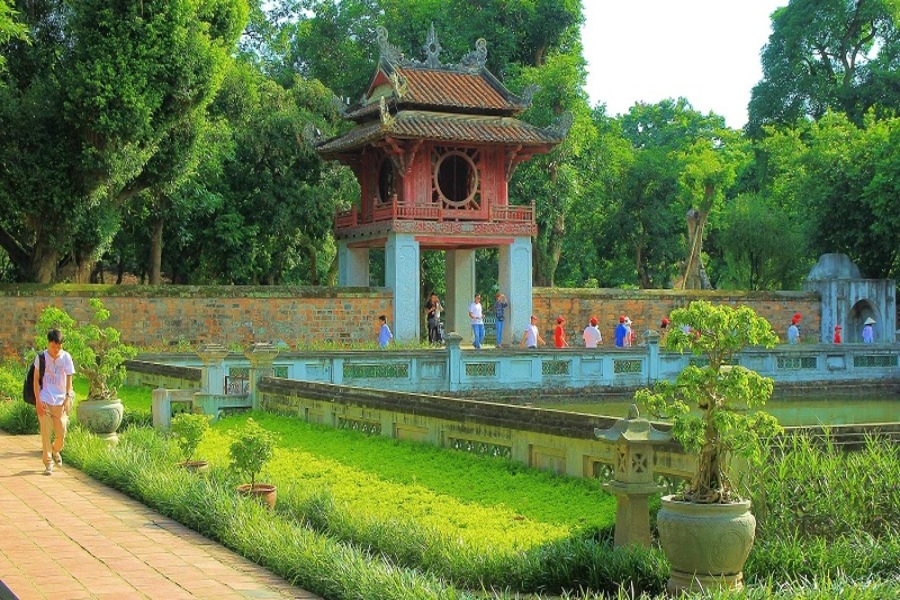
[656,495,756,593]
[76,398,124,445]
[236,483,277,511]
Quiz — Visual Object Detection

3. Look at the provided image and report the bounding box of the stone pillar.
[644,331,661,385]
[245,343,279,410]
[337,241,370,286]
[446,249,475,338]
[499,237,533,348]
[385,232,420,342]
[446,333,463,393]
[196,342,229,395]
[595,405,670,548]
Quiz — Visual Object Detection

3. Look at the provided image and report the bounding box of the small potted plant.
[634,300,782,593]
[229,417,279,510]
[170,412,211,472]
[36,299,137,444]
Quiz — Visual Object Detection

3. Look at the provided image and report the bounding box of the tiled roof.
[317,111,561,156]
[346,66,525,120]
[397,68,514,111]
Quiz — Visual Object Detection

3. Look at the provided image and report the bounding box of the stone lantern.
[595,404,671,548]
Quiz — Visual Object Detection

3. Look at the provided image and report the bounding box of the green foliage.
[0,0,248,282]
[34,299,138,401]
[635,301,781,503]
[749,0,900,133]
[228,417,278,487]
[170,412,211,462]
[717,194,808,290]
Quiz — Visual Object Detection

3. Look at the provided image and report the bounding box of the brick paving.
[0,432,321,600]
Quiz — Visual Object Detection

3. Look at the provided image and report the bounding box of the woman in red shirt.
[554,316,569,348]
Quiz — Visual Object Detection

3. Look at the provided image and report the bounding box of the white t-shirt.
[468,301,483,325]
[582,325,602,348]
[36,350,76,406]
[523,325,538,348]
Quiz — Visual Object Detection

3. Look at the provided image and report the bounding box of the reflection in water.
[532,391,900,427]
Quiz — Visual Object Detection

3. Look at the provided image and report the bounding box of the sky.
[581,0,787,129]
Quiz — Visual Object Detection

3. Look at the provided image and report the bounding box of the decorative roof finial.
[459,38,488,72]
[423,22,442,68]
[377,26,406,65]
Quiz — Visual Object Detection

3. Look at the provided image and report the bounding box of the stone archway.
[848,300,880,344]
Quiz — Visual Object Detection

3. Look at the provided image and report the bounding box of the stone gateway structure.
[316,26,571,342]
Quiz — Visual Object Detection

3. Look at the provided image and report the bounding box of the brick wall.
[0,284,822,357]
[532,288,821,344]
[0,285,392,356]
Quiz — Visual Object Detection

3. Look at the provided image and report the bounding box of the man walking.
[34,328,75,475]
[468,293,484,349]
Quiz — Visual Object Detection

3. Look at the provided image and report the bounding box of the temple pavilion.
[317,26,570,343]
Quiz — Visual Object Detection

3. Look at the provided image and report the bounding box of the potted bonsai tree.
[634,300,782,593]
[170,412,211,472]
[229,417,279,510]
[36,299,137,444]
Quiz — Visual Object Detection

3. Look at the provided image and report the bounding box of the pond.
[532,389,900,427]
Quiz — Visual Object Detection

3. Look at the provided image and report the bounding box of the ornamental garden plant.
[634,300,782,592]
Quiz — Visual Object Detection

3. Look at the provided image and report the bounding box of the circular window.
[435,151,478,208]
[377,159,395,203]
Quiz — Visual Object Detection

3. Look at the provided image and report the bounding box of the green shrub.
[0,398,40,434]
[170,412,211,462]
[229,417,278,487]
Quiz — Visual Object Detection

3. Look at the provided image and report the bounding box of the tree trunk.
[682,183,715,290]
[31,243,59,283]
[148,216,164,285]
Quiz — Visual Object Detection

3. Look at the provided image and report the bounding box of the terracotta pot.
[236,483,277,510]
[177,460,209,474]
[656,495,756,593]
[76,398,124,445]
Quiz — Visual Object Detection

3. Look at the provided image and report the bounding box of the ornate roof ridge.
[376,24,488,74]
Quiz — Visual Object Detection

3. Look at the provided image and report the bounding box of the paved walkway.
[0,432,320,600]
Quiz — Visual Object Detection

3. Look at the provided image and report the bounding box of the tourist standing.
[493,293,508,348]
[521,315,546,349]
[377,315,393,348]
[862,317,876,343]
[833,325,842,344]
[425,293,442,344]
[554,316,569,348]
[582,317,602,348]
[614,316,628,348]
[623,317,634,347]
[468,293,484,349]
[34,328,75,476]
[787,312,801,344]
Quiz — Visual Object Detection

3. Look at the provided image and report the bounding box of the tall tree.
[0,0,248,282]
[611,99,740,289]
[748,0,900,134]
[0,0,27,73]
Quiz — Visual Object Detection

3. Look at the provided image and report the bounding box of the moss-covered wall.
[0,285,392,356]
[532,288,821,344]
[0,284,821,358]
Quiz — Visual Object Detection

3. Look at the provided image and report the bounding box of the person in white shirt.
[468,293,484,349]
[582,316,602,348]
[520,315,546,349]
[34,328,76,476]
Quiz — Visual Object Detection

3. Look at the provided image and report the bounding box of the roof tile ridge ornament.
[458,38,488,73]
[543,111,574,140]
[376,25,411,67]
[516,83,539,109]
[379,96,395,127]
[422,22,442,68]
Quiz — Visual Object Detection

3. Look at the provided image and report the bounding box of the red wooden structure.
[317,26,570,250]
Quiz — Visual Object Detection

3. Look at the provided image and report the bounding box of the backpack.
[23,352,46,405]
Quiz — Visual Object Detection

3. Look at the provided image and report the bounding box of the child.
[377,315,393,348]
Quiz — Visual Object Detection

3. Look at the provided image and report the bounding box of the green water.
[533,390,900,427]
